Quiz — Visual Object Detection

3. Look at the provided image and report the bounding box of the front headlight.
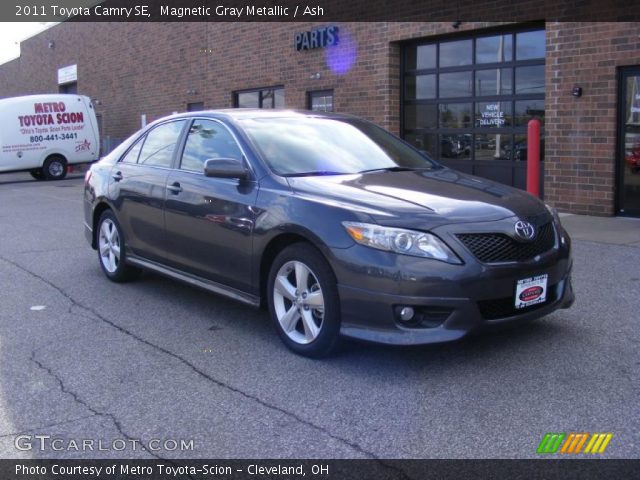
[545,204,563,227]
[545,204,568,247]
[342,222,462,264]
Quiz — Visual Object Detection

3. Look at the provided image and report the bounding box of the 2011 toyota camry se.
[83,110,574,357]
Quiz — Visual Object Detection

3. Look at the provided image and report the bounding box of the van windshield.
[238,116,439,176]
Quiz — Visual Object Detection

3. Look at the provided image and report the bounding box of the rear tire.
[42,155,67,180]
[267,243,341,358]
[29,169,45,180]
[96,210,141,282]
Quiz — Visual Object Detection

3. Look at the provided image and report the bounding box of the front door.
[163,119,258,292]
[617,67,640,217]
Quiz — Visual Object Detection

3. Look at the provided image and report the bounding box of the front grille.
[456,222,556,263]
[478,284,558,320]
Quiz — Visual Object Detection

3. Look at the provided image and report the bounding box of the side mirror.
[203,158,248,180]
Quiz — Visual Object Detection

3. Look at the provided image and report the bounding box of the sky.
[0,22,58,65]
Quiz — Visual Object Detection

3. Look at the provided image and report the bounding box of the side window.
[138,121,186,168]
[180,120,243,172]
[120,138,143,164]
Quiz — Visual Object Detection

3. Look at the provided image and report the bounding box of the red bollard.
[527,119,541,197]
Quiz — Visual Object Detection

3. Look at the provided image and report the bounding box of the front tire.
[96,210,141,282]
[267,243,341,358]
[42,155,67,180]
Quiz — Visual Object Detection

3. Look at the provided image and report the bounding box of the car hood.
[286,168,549,226]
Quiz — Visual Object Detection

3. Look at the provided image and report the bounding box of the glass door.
[402,27,545,191]
[618,67,640,216]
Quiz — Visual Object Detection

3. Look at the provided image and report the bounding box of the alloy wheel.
[273,260,325,344]
[98,218,121,273]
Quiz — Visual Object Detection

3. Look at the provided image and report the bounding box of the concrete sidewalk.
[560,213,640,247]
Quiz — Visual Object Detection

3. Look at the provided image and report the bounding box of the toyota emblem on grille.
[514,220,536,241]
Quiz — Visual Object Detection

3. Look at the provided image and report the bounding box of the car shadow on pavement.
[139,269,572,371]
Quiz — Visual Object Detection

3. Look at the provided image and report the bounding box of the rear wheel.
[42,155,67,180]
[267,243,341,357]
[96,210,141,282]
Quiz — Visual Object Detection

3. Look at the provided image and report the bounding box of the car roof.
[159,108,356,123]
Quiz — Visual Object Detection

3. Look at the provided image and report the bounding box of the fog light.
[399,306,415,322]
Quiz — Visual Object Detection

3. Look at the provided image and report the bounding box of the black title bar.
[1,459,639,480]
[5,0,640,22]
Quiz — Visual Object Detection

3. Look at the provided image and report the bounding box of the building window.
[402,26,545,190]
[234,87,284,108]
[308,90,334,112]
[59,82,77,94]
[187,102,204,112]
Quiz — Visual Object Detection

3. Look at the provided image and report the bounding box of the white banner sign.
[57,64,77,84]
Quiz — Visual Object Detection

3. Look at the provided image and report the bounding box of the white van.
[0,94,99,180]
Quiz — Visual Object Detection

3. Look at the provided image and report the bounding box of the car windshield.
[238,116,439,176]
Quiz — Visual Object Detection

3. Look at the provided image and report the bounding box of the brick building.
[0,21,639,217]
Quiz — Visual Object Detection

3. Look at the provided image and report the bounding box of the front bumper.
[83,220,93,247]
[331,221,574,346]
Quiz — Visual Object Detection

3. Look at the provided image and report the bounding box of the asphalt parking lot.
[0,172,638,460]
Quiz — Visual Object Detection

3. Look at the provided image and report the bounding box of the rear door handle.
[167,182,183,194]
[112,171,123,182]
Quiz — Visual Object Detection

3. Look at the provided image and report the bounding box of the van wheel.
[43,155,67,180]
[267,243,341,358]
[29,169,45,180]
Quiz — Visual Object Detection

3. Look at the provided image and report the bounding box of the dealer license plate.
[515,274,548,309]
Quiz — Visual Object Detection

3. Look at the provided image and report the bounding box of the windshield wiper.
[358,166,422,174]
[284,170,347,177]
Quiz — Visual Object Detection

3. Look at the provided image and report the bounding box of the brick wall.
[0,21,637,215]
[0,22,510,138]
[545,22,640,215]
[0,57,22,94]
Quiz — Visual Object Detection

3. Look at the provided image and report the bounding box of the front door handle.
[112,171,123,182]
[167,182,183,194]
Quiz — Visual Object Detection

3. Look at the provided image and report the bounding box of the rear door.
[163,118,258,292]
[110,120,187,262]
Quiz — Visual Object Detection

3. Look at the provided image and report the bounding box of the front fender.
[251,184,375,294]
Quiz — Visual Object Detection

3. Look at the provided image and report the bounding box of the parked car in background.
[502,137,546,161]
[625,142,640,173]
[0,94,99,180]
[440,137,463,157]
[84,110,574,357]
